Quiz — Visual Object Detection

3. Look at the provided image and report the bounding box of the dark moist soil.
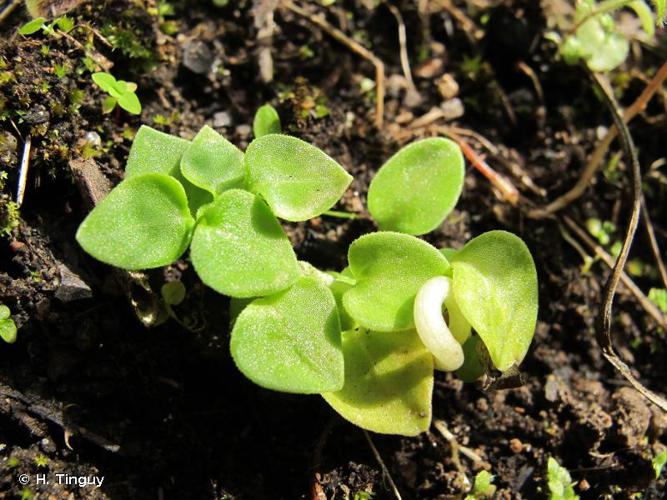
[1,1,667,499]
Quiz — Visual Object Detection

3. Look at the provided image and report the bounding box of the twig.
[516,60,544,105]
[641,195,667,290]
[441,128,520,205]
[386,4,415,90]
[433,420,486,467]
[562,215,666,330]
[363,430,402,500]
[0,0,21,25]
[529,61,667,219]
[588,70,667,412]
[16,135,31,207]
[284,1,385,128]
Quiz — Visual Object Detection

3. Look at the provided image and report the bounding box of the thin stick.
[588,70,667,412]
[16,135,31,207]
[386,4,415,90]
[363,430,402,500]
[442,128,520,205]
[641,195,667,290]
[433,420,485,466]
[562,215,666,330]
[285,1,385,128]
[529,62,667,219]
[0,0,21,25]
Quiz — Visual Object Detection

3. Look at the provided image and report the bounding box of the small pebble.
[213,111,232,128]
[440,98,464,121]
[509,438,523,453]
[437,73,459,100]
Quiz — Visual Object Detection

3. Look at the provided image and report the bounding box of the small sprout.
[368,138,464,235]
[322,329,434,436]
[0,305,18,344]
[91,72,142,115]
[34,454,48,468]
[413,276,464,372]
[161,281,186,306]
[253,104,281,138]
[231,276,344,393]
[18,17,46,35]
[465,470,496,499]
[653,450,667,479]
[245,134,352,221]
[547,457,579,500]
[648,288,667,314]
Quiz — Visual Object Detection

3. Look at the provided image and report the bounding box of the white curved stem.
[414,276,464,372]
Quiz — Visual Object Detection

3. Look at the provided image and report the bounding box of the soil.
[1,1,666,499]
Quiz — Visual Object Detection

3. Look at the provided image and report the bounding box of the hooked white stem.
[413,276,464,372]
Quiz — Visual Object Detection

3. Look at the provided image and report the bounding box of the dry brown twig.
[284,1,385,129]
[385,4,416,93]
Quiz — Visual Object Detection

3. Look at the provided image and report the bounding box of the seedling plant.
[77,104,538,436]
[91,72,142,115]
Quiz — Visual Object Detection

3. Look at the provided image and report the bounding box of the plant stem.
[322,210,358,220]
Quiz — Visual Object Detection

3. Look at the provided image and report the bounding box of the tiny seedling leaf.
[368,138,465,235]
[18,18,46,35]
[456,335,488,383]
[343,232,451,332]
[190,189,300,298]
[0,318,17,344]
[161,281,186,306]
[76,173,195,270]
[547,457,579,500]
[451,231,538,372]
[0,305,10,320]
[253,104,282,138]
[102,96,117,114]
[245,134,352,221]
[653,450,667,478]
[231,276,344,393]
[117,90,142,115]
[92,72,118,95]
[180,125,245,195]
[322,329,434,436]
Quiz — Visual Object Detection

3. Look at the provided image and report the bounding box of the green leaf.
[245,135,352,221]
[0,305,10,320]
[547,457,579,500]
[653,0,666,22]
[653,450,667,479]
[648,288,667,313]
[161,281,186,305]
[102,96,118,114]
[125,125,189,177]
[76,173,195,270]
[456,335,488,383]
[231,276,344,393]
[92,72,117,94]
[368,138,465,235]
[180,125,245,195]
[0,319,17,344]
[117,90,142,115]
[253,104,282,138]
[451,231,538,371]
[322,329,434,436]
[18,18,45,35]
[55,15,74,33]
[343,232,451,332]
[629,1,655,36]
[190,189,300,298]
[125,126,212,215]
[329,277,357,331]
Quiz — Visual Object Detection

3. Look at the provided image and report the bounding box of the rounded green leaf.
[76,173,195,270]
[161,281,186,306]
[190,189,300,298]
[456,335,488,383]
[18,18,46,35]
[368,138,464,235]
[322,329,434,436]
[126,125,190,177]
[451,231,538,371]
[0,305,10,320]
[245,135,353,221]
[231,276,344,393]
[253,104,282,138]
[0,319,17,344]
[343,232,451,332]
[180,125,245,195]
